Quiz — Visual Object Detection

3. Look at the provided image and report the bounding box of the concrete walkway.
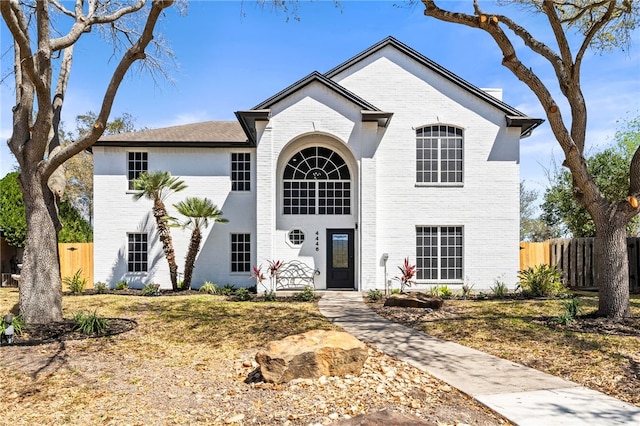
[317,291,640,426]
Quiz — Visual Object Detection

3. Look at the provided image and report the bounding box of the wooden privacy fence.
[519,241,550,271]
[520,238,640,293]
[59,243,93,290]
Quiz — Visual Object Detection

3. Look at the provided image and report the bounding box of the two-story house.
[93,37,542,291]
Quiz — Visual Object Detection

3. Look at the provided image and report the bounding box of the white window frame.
[416,125,463,185]
[127,151,148,190]
[287,228,305,247]
[127,232,148,273]
[230,233,251,273]
[416,226,463,281]
[282,146,351,215]
[231,152,251,192]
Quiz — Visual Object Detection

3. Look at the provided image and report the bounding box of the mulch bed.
[8,318,137,346]
[538,314,640,336]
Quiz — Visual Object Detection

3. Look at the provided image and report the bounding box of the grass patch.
[416,292,640,405]
[0,288,341,424]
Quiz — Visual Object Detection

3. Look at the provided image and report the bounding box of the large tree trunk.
[18,171,63,324]
[153,199,178,290]
[183,228,202,290]
[593,215,631,320]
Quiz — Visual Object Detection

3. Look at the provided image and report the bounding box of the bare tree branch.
[45,0,174,177]
[50,0,147,52]
[574,0,616,70]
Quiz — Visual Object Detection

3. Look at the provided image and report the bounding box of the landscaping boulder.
[384,292,443,309]
[335,409,436,425]
[255,329,368,384]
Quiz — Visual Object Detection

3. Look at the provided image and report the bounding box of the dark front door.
[326,229,355,289]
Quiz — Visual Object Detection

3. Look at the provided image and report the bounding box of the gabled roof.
[235,71,393,144]
[94,121,248,147]
[325,36,543,137]
[253,71,381,111]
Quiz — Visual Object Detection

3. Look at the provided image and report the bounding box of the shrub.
[64,269,86,294]
[439,285,453,299]
[293,286,315,302]
[115,280,129,291]
[367,289,384,302]
[1,315,25,336]
[518,264,566,297]
[141,283,160,296]
[461,282,474,299]
[199,281,218,294]
[555,297,582,325]
[94,281,108,294]
[219,284,236,296]
[234,287,252,301]
[428,285,441,297]
[73,311,109,335]
[490,279,509,298]
[262,290,277,302]
[390,288,401,295]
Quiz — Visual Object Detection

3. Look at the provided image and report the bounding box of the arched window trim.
[416,124,464,185]
[283,146,351,215]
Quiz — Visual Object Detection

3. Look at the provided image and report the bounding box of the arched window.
[416,125,463,184]
[283,146,351,215]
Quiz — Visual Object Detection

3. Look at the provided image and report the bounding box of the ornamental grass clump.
[234,287,253,301]
[518,264,566,297]
[555,297,582,325]
[490,279,509,299]
[366,289,384,302]
[1,315,25,336]
[73,311,109,335]
[64,269,86,294]
[115,280,129,290]
[293,286,315,302]
[94,281,108,294]
[199,281,218,295]
[141,283,160,296]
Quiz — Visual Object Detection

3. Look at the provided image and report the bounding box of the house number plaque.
[315,231,319,252]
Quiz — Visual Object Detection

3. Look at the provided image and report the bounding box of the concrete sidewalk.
[318,291,640,426]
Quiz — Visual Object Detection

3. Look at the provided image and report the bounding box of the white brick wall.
[94,147,256,289]
[331,45,520,290]
[94,43,523,292]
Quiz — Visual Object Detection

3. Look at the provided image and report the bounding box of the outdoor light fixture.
[382,253,389,295]
[1,314,14,345]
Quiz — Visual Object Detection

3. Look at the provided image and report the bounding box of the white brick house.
[93,37,542,291]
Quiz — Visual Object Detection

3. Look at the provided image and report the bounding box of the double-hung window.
[127,232,148,272]
[231,153,251,191]
[128,152,148,190]
[416,226,463,280]
[416,125,463,184]
[231,233,251,273]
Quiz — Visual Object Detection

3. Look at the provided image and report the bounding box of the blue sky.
[1,0,639,200]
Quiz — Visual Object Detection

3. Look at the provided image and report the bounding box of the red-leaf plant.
[250,260,285,292]
[250,265,266,290]
[395,257,416,293]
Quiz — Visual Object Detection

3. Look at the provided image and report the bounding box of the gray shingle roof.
[94,121,248,147]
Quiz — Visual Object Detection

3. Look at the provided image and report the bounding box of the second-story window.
[416,125,463,184]
[231,153,251,191]
[128,151,148,190]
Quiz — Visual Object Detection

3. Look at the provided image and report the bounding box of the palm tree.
[132,171,187,291]
[172,197,228,290]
